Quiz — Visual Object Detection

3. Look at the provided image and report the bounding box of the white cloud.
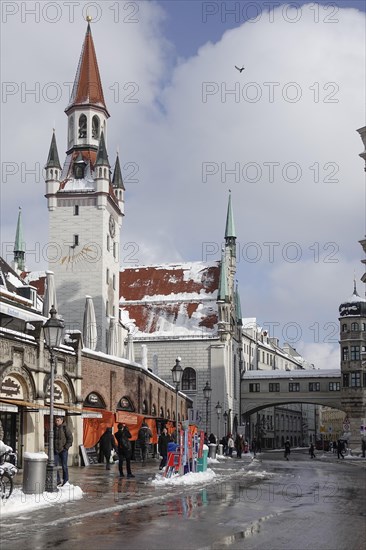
[1,2,365,365]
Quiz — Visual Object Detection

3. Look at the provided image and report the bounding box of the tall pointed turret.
[235,282,243,326]
[95,131,110,167]
[112,153,125,213]
[224,191,237,303]
[45,130,61,172]
[225,191,236,244]
[66,21,109,116]
[45,20,123,354]
[13,207,25,272]
[65,21,110,161]
[45,131,61,211]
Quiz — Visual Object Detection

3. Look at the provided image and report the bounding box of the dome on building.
[339,281,366,317]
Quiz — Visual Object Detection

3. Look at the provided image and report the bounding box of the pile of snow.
[152,468,216,486]
[0,483,83,517]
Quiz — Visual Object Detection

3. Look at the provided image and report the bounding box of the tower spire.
[13,207,25,272]
[225,190,236,241]
[95,131,110,167]
[45,130,61,171]
[66,22,109,116]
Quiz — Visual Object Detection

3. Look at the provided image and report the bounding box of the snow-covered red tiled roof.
[120,262,220,337]
[22,271,46,296]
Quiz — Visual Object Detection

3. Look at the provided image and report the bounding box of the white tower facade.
[45,23,124,353]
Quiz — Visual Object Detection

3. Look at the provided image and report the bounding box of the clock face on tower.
[109,215,116,238]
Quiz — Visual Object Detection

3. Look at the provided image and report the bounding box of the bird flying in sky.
[235,65,245,73]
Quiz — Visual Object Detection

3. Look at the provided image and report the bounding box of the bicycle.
[0,450,18,499]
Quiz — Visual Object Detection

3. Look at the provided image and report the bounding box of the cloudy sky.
[1,1,365,369]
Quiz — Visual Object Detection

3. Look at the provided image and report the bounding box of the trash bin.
[208,443,216,459]
[22,452,48,494]
[218,444,224,456]
[198,446,209,472]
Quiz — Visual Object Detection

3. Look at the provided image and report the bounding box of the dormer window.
[92,115,100,139]
[78,114,87,138]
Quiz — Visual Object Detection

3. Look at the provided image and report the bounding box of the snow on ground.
[0,483,83,517]
[152,468,216,486]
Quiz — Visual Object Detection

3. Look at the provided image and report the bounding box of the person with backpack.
[54,416,73,486]
[114,423,135,478]
[138,422,152,463]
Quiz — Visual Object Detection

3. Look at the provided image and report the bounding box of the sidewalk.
[1,455,251,522]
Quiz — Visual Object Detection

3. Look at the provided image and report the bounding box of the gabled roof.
[66,23,109,115]
[119,262,220,337]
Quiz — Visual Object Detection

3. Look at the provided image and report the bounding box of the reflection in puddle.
[164,489,209,518]
[208,514,275,548]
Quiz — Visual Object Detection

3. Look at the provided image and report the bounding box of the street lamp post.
[215,401,222,442]
[44,306,64,492]
[171,357,183,445]
[203,381,212,434]
[223,411,228,436]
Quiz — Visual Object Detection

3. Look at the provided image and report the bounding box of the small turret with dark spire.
[45,130,62,211]
[112,153,125,213]
[95,131,110,168]
[13,207,25,273]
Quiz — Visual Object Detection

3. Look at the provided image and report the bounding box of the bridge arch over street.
[241,369,344,417]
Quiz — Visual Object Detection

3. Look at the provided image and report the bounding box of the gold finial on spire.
[86,15,92,22]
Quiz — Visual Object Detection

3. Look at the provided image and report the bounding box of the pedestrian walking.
[54,416,73,486]
[235,434,244,459]
[208,433,216,445]
[251,437,257,458]
[227,434,234,457]
[99,427,117,470]
[115,423,135,478]
[137,422,152,463]
[337,440,345,459]
[284,439,291,461]
[309,443,316,459]
[362,439,366,458]
[158,427,170,470]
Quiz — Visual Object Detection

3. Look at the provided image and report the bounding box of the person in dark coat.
[284,439,291,460]
[208,433,216,444]
[158,427,170,470]
[54,416,73,486]
[251,437,257,458]
[114,423,135,478]
[337,440,345,459]
[309,443,316,459]
[235,434,244,459]
[137,422,152,463]
[99,427,117,470]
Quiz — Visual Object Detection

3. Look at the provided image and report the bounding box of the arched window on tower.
[68,115,74,147]
[181,367,196,391]
[78,114,87,138]
[351,322,359,331]
[92,115,100,139]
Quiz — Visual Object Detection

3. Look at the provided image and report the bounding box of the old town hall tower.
[45,22,124,353]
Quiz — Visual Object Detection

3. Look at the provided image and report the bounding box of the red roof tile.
[120,263,220,336]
